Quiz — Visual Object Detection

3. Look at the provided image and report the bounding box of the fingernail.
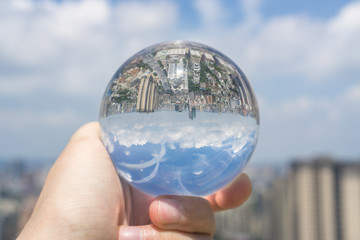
[118,226,143,240]
[158,198,184,224]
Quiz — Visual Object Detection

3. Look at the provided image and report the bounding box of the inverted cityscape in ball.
[99,41,259,196]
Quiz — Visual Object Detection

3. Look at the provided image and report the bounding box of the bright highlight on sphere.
[99,41,259,196]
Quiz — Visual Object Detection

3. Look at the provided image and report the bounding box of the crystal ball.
[99,41,259,196]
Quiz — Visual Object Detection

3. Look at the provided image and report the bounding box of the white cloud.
[194,0,224,27]
[0,108,83,129]
[0,75,46,96]
[242,15,322,78]
[0,0,180,97]
[10,0,34,11]
[0,0,110,69]
[101,112,258,153]
[328,1,360,35]
[49,0,109,41]
[210,1,360,86]
[41,109,83,127]
[114,1,178,33]
[239,0,262,27]
[302,2,360,82]
[256,83,360,161]
[342,85,360,104]
[340,85,360,117]
[2,0,359,97]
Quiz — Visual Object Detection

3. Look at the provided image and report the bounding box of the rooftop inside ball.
[99,41,259,196]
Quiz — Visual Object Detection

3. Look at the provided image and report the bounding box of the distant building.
[215,197,262,240]
[136,75,159,113]
[174,103,183,112]
[0,199,19,240]
[169,62,176,80]
[188,107,196,120]
[167,48,186,56]
[176,59,184,79]
[230,73,251,110]
[214,158,360,240]
[214,165,281,240]
[190,49,201,59]
[264,158,360,240]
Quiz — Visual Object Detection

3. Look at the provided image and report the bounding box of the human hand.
[17,122,251,240]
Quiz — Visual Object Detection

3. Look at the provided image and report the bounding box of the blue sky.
[0,0,360,164]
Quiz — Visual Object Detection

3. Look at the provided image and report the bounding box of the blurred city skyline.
[0,0,360,163]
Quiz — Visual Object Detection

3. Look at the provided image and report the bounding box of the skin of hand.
[17,122,252,240]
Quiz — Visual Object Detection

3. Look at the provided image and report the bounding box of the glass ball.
[99,41,259,196]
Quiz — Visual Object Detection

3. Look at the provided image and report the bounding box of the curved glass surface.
[99,41,259,196]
